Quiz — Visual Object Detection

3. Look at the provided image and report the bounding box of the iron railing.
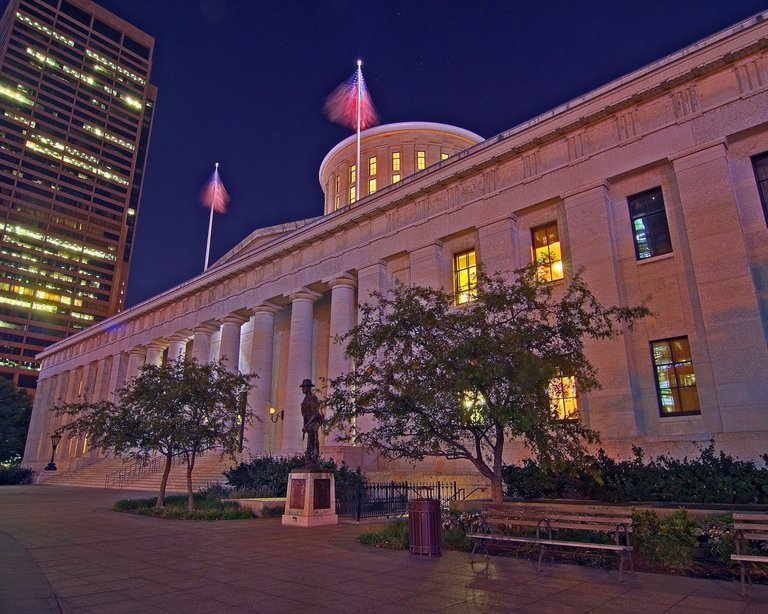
[104,455,173,490]
[336,480,464,520]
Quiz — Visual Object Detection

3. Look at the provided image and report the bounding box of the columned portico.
[245,303,280,453]
[125,347,146,381]
[218,312,251,372]
[167,332,189,362]
[325,274,357,445]
[145,340,166,367]
[189,322,219,363]
[284,288,321,453]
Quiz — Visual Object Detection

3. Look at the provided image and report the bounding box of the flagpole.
[204,162,218,272]
[356,59,362,198]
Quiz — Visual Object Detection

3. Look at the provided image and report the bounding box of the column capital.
[253,301,282,316]
[221,312,251,326]
[128,346,146,358]
[287,288,322,303]
[326,274,357,290]
[146,339,167,351]
[168,331,191,343]
[193,321,219,335]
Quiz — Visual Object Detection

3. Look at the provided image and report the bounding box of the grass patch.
[113,494,252,520]
[357,521,409,550]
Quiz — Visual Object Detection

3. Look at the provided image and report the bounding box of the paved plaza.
[1,485,768,613]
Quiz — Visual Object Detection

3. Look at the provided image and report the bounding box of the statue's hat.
[300,379,315,388]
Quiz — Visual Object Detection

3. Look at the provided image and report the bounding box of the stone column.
[22,375,55,469]
[106,353,125,400]
[284,288,321,453]
[59,367,83,463]
[167,332,189,362]
[245,303,281,454]
[326,275,357,444]
[218,312,250,372]
[125,347,146,381]
[410,242,444,288]
[355,262,389,437]
[189,322,219,363]
[478,216,519,276]
[145,340,166,367]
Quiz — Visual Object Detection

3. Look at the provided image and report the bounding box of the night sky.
[6,0,768,307]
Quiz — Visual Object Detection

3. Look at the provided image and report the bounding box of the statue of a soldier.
[300,379,322,461]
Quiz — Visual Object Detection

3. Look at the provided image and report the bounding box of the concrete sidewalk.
[1,485,767,613]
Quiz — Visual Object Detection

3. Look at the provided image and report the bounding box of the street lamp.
[44,432,62,471]
[269,406,284,423]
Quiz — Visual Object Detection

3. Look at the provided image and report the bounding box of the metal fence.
[336,480,463,520]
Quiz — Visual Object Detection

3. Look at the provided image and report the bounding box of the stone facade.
[23,12,768,477]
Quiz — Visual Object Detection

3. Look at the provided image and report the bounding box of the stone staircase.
[42,453,240,493]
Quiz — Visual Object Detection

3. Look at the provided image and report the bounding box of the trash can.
[408,498,442,556]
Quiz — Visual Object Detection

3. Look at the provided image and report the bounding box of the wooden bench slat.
[733,513,768,521]
[735,532,768,541]
[731,554,768,563]
[467,534,631,551]
[734,523,768,532]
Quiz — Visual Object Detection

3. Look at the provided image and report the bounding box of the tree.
[325,265,649,503]
[0,377,33,464]
[55,358,255,510]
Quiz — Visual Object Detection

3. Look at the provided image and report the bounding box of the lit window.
[392,151,401,172]
[392,173,401,183]
[441,152,449,161]
[369,156,377,176]
[532,222,563,282]
[350,164,356,185]
[652,337,700,416]
[453,250,477,305]
[548,375,578,420]
[752,152,768,225]
[629,187,672,260]
[349,185,356,204]
[349,164,357,204]
[368,178,377,194]
[334,175,340,210]
[417,150,426,170]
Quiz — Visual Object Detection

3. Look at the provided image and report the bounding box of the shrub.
[632,508,698,570]
[503,443,768,505]
[357,521,409,550]
[260,505,284,518]
[0,465,33,485]
[699,513,736,565]
[224,455,364,497]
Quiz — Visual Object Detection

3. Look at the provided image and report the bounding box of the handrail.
[104,455,173,490]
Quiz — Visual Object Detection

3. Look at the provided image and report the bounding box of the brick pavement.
[1,485,767,613]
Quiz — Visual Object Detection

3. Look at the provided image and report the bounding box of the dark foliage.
[0,378,32,464]
[0,465,33,484]
[224,454,365,497]
[503,442,768,504]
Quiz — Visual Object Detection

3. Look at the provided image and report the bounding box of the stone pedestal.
[282,470,338,527]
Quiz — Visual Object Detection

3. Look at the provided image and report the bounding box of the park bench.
[732,512,768,596]
[467,502,633,581]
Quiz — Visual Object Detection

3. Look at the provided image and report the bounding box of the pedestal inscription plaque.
[313,478,331,510]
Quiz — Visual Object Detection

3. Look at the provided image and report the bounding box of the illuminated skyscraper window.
[0,0,157,390]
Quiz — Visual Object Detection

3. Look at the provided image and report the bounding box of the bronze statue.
[300,379,322,460]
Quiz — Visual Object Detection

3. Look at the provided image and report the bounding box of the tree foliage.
[0,377,33,464]
[325,265,649,503]
[54,358,255,509]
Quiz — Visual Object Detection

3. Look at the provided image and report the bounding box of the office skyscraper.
[0,0,156,391]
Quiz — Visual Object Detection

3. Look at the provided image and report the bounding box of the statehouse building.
[23,12,768,485]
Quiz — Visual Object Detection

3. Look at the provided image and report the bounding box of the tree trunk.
[186,450,196,512]
[491,476,504,504]
[156,454,172,509]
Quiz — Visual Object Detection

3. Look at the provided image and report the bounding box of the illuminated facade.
[0,0,155,391]
[23,11,768,482]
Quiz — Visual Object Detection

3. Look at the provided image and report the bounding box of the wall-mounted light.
[269,406,284,423]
